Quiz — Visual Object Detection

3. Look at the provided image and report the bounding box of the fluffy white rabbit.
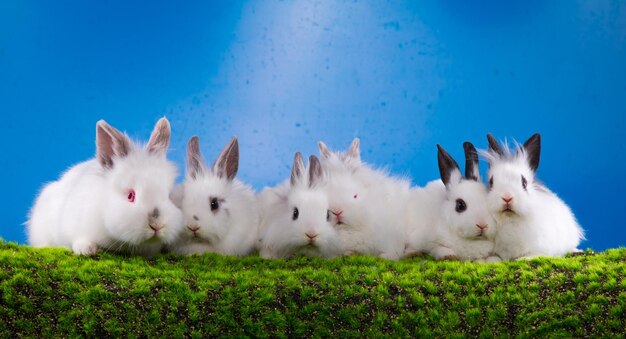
[27,118,183,256]
[258,153,342,259]
[168,136,259,256]
[317,138,410,260]
[417,142,499,262]
[483,133,584,260]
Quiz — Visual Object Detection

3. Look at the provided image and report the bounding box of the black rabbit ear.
[308,155,323,188]
[213,136,239,181]
[463,142,480,181]
[487,133,504,157]
[290,152,306,186]
[96,120,131,169]
[437,144,461,187]
[522,133,541,172]
[187,136,206,179]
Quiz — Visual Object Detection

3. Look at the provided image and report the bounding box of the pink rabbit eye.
[127,189,136,203]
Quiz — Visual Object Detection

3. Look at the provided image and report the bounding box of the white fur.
[405,148,498,262]
[27,119,183,256]
[168,138,259,256]
[318,139,411,260]
[483,136,584,260]
[258,154,342,259]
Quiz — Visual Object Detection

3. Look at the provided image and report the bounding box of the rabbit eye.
[489,176,494,188]
[455,198,467,213]
[521,175,528,190]
[127,189,136,203]
[292,207,299,221]
[327,210,330,221]
[210,197,219,211]
[353,194,358,199]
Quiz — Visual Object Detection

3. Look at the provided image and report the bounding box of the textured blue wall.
[1,1,625,250]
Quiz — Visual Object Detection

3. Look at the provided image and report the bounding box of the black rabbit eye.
[521,175,528,190]
[327,210,330,221]
[455,199,467,213]
[210,197,219,211]
[293,207,299,220]
[489,176,494,188]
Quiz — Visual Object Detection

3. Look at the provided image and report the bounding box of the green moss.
[0,241,624,336]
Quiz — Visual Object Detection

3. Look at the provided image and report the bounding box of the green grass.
[1,241,625,337]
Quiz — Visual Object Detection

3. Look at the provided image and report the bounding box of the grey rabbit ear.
[187,136,206,179]
[487,133,504,157]
[522,133,541,173]
[463,141,480,181]
[213,136,239,181]
[290,152,306,186]
[308,155,323,187]
[146,117,171,155]
[347,138,360,160]
[437,144,461,187]
[318,141,332,159]
[96,120,131,169]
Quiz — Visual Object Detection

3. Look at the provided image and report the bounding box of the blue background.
[1,1,625,250]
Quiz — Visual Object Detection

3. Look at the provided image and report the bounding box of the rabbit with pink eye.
[27,118,184,256]
[168,136,259,256]
[424,143,500,262]
[483,133,585,260]
[317,138,410,260]
[258,153,342,259]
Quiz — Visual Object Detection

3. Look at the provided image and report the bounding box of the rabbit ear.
[463,141,480,181]
[146,117,171,155]
[187,136,206,179]
[318,141,332,159]
[96,120,131,169]
[347,138,360,160]
[309,155,323,187]
[522,133,541,172]
[290,152,306,186]
[487,133,504,157]
[213,136,239,181]
[437,144,462,187]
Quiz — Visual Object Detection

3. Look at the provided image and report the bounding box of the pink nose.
[476,224,487,230]
[502,195,513,204]
[331,210,343,217]
[187,225,200,232]
[305,232,318,240]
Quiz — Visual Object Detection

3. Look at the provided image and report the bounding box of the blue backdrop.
[1,1,625,250]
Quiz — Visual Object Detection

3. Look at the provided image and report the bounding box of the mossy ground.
[0,241,625,337]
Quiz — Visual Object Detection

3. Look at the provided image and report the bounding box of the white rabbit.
[27,118,184,256]
[483,133,584,260]
[417,142,499,262]
[317,138,410,260]
[168,136,259,256]
[258,153,342,259]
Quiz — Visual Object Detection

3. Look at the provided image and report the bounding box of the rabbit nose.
[149,223,163,231]
[331,210,343,217]
[476,224,487,230]
[305,232,318,240]
[502,195,513,204]
[187,225,200,232]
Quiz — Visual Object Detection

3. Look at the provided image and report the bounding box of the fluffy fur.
[258,153,342,259]
[27,118,183,256]
[318,138,411,260]
[405,143,499,262]
[482,133,584,260]
[169,136,259,256]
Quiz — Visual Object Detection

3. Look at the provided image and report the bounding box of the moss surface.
[0,241,625,337]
